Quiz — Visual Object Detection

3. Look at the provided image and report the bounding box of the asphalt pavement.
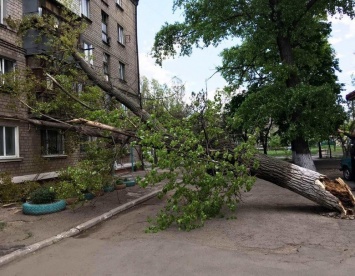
[1,157,355,275]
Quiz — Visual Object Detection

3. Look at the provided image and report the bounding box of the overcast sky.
[137,1,355,100]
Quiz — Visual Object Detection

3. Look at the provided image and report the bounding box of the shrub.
[56,180,82,200]
[0,173,41,203]
[29,187,56,204]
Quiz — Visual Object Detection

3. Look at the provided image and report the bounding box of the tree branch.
[67,118,137,138]
[46,73,95,111]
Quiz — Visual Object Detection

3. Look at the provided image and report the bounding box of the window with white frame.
[119,62,125,81]
[0,57,15,84]
[0,126,19,158]
[101,11,109,43]
[0,0,4,24]
[72,82,83,94]
[81,0,90,18]
[116,0,122,8]
[83,42,93,65]
[103,53,110,81]
[41,129,65,155]
[118,24,124,45]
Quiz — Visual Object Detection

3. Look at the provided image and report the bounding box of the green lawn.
[261,146,343,158]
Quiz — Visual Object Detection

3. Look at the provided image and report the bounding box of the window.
[0,58,15,73]
[41,129,65,155]
[119,62,125,81]
[118,25,124,45]
[81,0,90,18]
[116,0,122,8]
[83,42,93,65]
[0,126,19,158]
[0,57,15,84]
[46,76,54,91]
[0,0,4,24]
[73,82,83,94]
[101,11,109,44]
[80,135,96,152]
[103,53,110,81]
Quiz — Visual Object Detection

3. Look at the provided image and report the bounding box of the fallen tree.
[254,154,355,216]
[71,49,355,219]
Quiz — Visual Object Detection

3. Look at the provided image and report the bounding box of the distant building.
[0,0,140,182]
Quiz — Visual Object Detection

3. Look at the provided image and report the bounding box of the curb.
[0,188,162,268]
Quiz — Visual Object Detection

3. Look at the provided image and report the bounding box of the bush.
[29,187,56,204]
[56,180,82,200]
[0,173,41,203]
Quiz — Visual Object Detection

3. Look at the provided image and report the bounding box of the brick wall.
[0,0,140,178]
[0,121,80,177]
[81,0,139,97]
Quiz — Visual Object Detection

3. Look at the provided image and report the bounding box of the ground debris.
[320,212,355,220]
[2,203,17,208]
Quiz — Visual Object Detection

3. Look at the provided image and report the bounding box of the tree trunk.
[291,138,316,171]
[275,32,317,171]
[260,132,267,154]
[318,142,323,159]
[328,139,332,158]
[254,154,355,216]
[71,50,355,215]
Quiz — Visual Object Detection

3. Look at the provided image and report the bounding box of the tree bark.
[71,49,355,216]
[254,154,355,216]
[275,30,315,170]
[291,138,316,171]
[0,114,130,143]
[318,142,323,159]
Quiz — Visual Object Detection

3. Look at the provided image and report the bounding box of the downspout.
[134,0,141,171]
[135,0,141,109]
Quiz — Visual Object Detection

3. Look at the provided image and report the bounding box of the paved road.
[1,179,355,276]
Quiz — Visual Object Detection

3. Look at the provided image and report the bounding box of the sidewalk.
[0,170,163,264]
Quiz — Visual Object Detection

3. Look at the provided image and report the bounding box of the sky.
[137,1,355,101]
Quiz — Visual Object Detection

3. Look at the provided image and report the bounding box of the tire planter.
[84,192,95,200]
[103,186,115,193]
[124,180,136,187]
[22,200,66,215]
[115,184,126,190]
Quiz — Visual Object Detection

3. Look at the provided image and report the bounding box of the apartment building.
[0,0,140,181]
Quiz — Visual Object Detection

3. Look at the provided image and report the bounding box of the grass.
[260,146,343,158]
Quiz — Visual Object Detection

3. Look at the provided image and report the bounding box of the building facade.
[0,0,140,182]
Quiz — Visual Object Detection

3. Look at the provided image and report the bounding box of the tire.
[124,180,136,187]
[103,186,115,193]
[84,192,95,200]
[22,200,66,215]
[343,167,353,181]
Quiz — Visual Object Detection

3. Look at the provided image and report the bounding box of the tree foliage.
[152,0,352,168]
[141,76,189,119]
[138,92,257,231]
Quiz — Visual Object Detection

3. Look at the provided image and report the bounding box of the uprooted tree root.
[323,177,355,217]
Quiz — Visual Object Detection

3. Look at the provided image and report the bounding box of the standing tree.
[152,0,351,170]
[140,76,189,119]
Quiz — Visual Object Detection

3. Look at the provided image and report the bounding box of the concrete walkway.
[0,170,164,267]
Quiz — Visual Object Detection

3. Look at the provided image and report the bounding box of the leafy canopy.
[152,0,351,150]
